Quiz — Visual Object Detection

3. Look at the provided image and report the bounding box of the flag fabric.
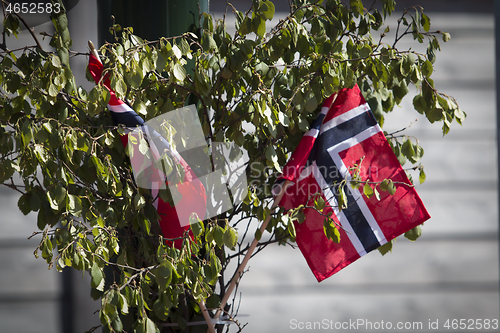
[88,54,206,248]
[275,84,430,282]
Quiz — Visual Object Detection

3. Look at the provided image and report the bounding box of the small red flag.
[88,54,206,248]
[276,85,430,281]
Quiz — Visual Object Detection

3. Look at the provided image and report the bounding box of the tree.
[0,0,464,332]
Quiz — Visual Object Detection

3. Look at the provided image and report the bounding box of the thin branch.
[386,119,418,137]
[0,0,43,50]
[2,179,25,195]
[80,246,157,275]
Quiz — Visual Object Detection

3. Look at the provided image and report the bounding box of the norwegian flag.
[88,54,206,248]
[276,85,430,282]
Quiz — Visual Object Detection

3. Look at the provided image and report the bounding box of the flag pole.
[88,40,100,62]
[208,179,291,331]
[88,40,216,333]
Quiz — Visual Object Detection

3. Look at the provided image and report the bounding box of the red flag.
[88,54,206,248]
[276,85,430,281]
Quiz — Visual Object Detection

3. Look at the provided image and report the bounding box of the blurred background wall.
[0,1,497,332]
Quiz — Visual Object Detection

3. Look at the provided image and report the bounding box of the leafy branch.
[0,1,462,332]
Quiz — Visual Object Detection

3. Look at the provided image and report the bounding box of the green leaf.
[454,107,466,125]
[134,193,146,210]
[42,122,53,134]
[401,137,415,158]
[35,128,49,146]
[421,59,433,77]
[129,66,143,89]
[427,42,436,64]
[387,179,397,195]
[157,260,173,286]
[51,55,62,68]
[373,186,381,201]
[359,44,372,58]
[265,145,282,172]
[91,262,104,291]
[379,179,389,192]
[66,194,82,216]
[337,185,348,210]
[394,142,407,166]
[172,44,182,59]
[113,76,127,96]
[349,0,364,17]
[209,250,222,283]
[153,298,168,321]
[305,92,318,112]
[363,183,374,198]
[111,316,123,332]
[413,94,427,114]
[145,317,157,333]
[419,168,426,184]
[287,218,296,238]
[252,15,266,38]
[179,37,191,55]
[323,218,340,243]
[261,1,275,20]
[156,52,166,72]
[393,79,409,103]
[30,192,41,211]
[119,293,129,315]
[96,216,105,228]
[221,67,232,79]
[110,237,120,254]
[254,228,262,241]
[405,225,422,241]
[223,227,238,250]
[238,17,252,35]
[378,240,393,255]
[17,193,32,215]
[20,121,33,147]
[213,226,225,247]
[255,62,269,76]
[47,185,67,211]
[133,100,147,116]
[408,144,424,163]
[295,113,309,131]
[173,63,186,81]
[314,196,325,211]
[138,136,149,155]
[190,219,204,238]
[202,34,218,52]
[48,83,59,97]
[421,12,431,32]
[91,155,109,183]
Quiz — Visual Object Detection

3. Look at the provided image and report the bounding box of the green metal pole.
[495,0,500,316]
[97,0,209,44]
